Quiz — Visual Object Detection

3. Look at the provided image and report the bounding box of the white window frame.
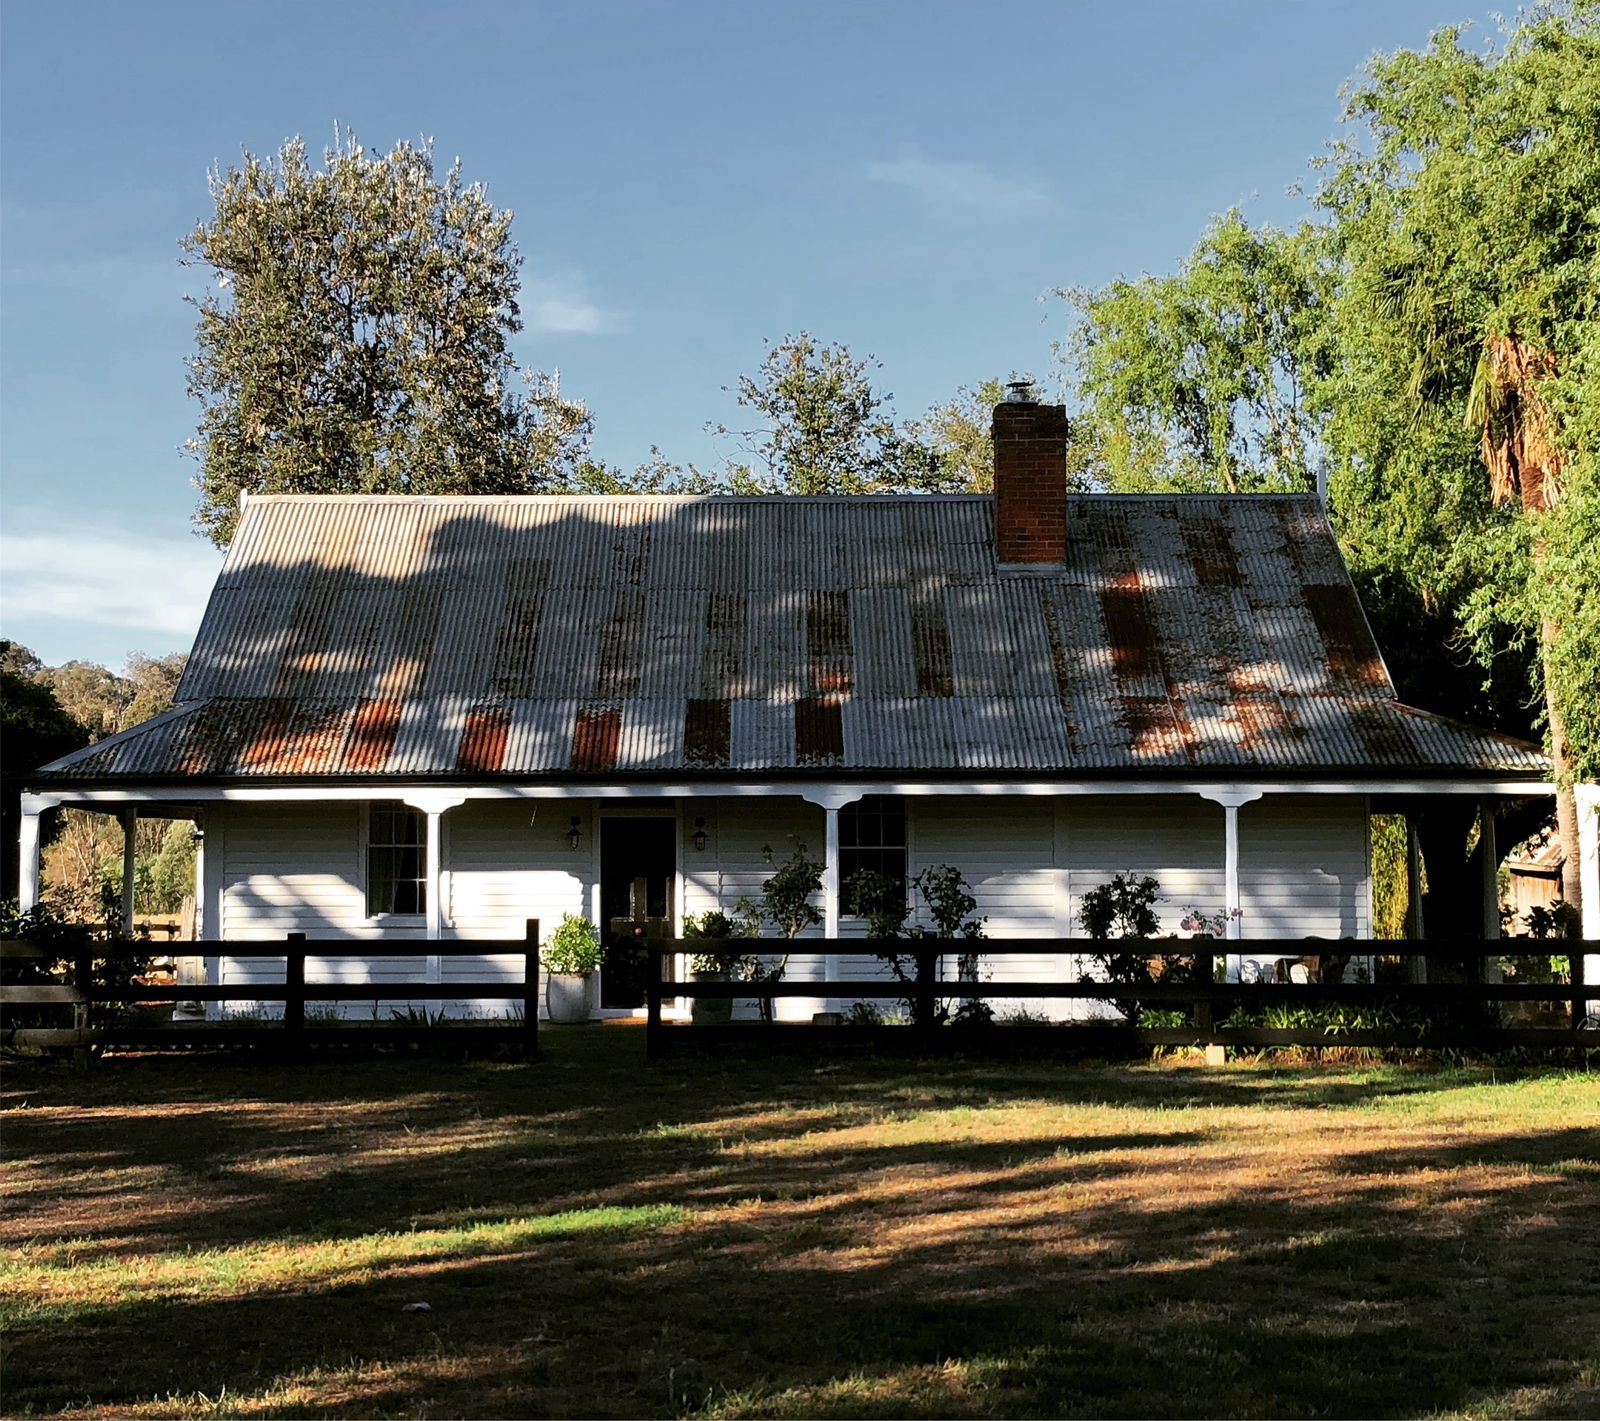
[362,800,428,926]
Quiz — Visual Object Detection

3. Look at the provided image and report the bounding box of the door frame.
[592,807,685,1019]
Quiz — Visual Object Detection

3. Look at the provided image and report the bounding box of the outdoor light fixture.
[566,815,584,851]
[692,816,708,852]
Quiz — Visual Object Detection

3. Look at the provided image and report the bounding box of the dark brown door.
[599,818,676,1009]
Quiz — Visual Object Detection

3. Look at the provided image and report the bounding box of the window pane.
[840,797,907,918]
[368,803,427,916]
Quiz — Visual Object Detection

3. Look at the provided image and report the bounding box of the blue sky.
[1,0,1504,669]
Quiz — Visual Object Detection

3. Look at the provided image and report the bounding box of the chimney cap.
[1003,379,1035,404]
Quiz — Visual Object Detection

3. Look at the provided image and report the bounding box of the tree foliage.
[902,377,1043,492]
[1056,6,1598,914]
[1059,213,1333,493]
[710,333,939,494]
[0,644,88,902]
[2,642,196,920]
[1316,4,1600,905]
[183,132,593,543]
[37,652,186,739]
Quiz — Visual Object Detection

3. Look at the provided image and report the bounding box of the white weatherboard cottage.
[22,393,1571,1019]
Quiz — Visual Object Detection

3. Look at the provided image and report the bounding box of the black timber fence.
[0,933,541,1056]
[645,938,1597,1058]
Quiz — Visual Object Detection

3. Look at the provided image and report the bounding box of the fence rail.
[0,936,541,1055]
[645,938,1596,1057]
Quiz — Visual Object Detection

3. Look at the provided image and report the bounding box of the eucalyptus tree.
[183,131,592,544]
[711,332,943,494]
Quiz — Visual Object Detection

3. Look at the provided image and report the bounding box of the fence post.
[646,940,664,1056]
[914,947,936,1040]
[523,919,541,1054]
[1194,947,1215,1038]
[72,945,94,1069]
[1573,943,1588,1036]
[284,932,305,1044]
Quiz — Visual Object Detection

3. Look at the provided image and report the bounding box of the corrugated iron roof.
[36,493,1549,782]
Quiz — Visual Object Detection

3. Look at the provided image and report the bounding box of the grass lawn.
[2,1032,1598,1420]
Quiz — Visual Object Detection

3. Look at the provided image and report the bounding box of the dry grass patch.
[2,1040,1596,1418]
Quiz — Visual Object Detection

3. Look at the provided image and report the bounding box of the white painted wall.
[695,796,827,1020]
[213,801,427,1018]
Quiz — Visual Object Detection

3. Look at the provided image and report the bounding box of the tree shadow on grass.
[3,1035,1597,1418]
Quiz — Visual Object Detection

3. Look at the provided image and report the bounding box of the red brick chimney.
[992,382,1070,564]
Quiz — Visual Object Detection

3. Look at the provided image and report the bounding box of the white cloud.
[865,150,1050,219]
[523,269,615,334]
[0,529,222,643]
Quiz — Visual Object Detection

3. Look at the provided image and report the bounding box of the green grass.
[2,1035,1597,1418]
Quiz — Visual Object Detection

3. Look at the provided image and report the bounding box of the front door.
[599,817,676,1009]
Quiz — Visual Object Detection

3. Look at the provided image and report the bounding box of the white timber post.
[1575,784,1599,1023]
[801,789,858,1019]
[1200,789,1263,980]
[823,806,841,939]
[17,794,58,914]
[121,806,138,937]
[424,811,445,945]
[404,793,467,1014]
[1575,783,1599,941]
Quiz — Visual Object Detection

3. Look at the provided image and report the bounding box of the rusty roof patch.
[260,702,351,774]
[491,558,550,697]
[594,589,645,699]
[700,591,747,698]
[1120,695,1191,761]
[457,704,510,773]
[1181,512,1244,589]
[393,583,444,697]
[1099,573,1161,686]
[571,705,622,772]
[345,697,403,772]
[683,697,731,768]
[1303,583,1388,689]
[806,590,853,696]
[910,587,955,698]
[795,696,845,766]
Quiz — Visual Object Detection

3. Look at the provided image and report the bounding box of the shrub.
[842,863,986,1027]
[544,914,603,975]
[680,911,758,977]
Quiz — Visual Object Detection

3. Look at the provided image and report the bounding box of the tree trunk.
[1412,795,1555,939]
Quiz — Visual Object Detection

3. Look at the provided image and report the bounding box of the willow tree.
[183,132,592,544]
[1319,5,1599,910]
[1058,212,1334,493]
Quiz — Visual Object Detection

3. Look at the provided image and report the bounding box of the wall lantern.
[692,816,709,852]
[566,815,584,851]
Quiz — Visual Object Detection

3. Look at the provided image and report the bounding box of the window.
[840,795,907,915]
[367,802,426,916]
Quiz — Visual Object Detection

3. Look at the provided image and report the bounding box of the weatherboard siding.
[207,791,1371,1020]
[213,802,430,1018]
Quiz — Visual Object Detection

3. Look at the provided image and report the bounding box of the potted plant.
[543,913,602,1024]
[681,910,749,1025]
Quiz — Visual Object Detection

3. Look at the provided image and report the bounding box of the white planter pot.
[690,971,733,1025]
[545,972,596,1024]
